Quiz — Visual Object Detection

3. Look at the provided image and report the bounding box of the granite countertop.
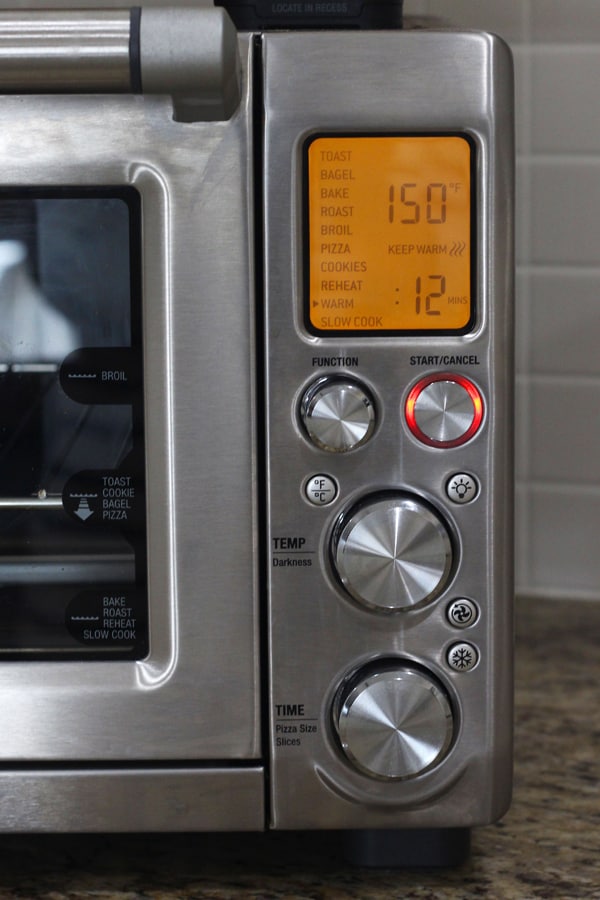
[0,597,597,899]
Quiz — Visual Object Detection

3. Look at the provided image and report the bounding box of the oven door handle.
[0,6,241,121]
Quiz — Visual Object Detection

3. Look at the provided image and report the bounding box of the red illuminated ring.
[405,373,484,448]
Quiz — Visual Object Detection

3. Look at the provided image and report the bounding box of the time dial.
[333,661,454,780]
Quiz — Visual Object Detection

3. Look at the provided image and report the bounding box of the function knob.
[332,493,453,612]
[300,376,375,453]
[334,662,454,780]
[405,373,484,448]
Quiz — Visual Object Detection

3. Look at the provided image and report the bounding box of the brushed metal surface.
[0,768,264,832]
[0,35,261,775]
[263,29,514,829]
[140,7,241,120]
[0,10,130,91]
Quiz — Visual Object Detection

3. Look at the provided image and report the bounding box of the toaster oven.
[0,0,513,865]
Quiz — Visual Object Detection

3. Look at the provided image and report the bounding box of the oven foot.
[343,827,471,868]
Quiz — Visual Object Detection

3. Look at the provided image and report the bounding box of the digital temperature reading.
[306,135,473,333]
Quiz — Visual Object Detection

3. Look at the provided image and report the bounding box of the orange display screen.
[306,135,473,334]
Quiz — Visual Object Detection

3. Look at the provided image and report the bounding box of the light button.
[446,472,479,505]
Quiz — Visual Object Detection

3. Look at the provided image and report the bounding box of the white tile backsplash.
[515,374,530,482]
[530,272,600,376]
[515,160,532,264]
[530,162,600,265]
[529,379,600,483]
[515,271,530,375]
[530,0,600,43]
[529,486,600,598]
[406,0,600,598]
[531,48,600,152]
[407,0,527,41]
[512,49,532,154]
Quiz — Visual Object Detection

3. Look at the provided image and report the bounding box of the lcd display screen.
[306,135,474,334]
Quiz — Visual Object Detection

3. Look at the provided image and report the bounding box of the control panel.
[263,29,513,832]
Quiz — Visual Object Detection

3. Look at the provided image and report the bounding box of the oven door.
[0,9,262,831]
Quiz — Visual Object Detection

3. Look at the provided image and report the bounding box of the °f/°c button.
[446,473,479,505]
[304,474,338,506]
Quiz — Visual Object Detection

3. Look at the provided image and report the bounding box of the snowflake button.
[447,642,479,672]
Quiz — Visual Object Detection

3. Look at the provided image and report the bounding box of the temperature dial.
[334,662,454,780]
[332,492,453,611]
[300,377,375,452]
[405,373,484,448]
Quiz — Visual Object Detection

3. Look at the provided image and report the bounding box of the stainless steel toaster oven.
[0,0,513,865]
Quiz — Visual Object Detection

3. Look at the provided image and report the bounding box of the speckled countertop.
[0,597,597,900]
